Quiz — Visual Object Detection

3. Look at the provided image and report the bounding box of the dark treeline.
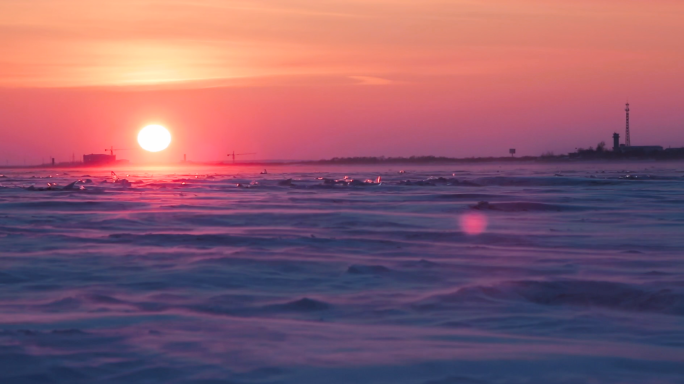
[306,155,539,164]
[306,146,684,165]
[567,141,684,160]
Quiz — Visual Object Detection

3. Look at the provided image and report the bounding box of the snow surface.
[0,163,683,383]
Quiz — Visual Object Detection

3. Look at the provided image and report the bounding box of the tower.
[625,103,631,147]
[613,132,620,151]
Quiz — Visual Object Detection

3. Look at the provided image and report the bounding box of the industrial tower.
[625,103,631,147]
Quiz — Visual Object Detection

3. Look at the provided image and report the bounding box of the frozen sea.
[0,162,683,384]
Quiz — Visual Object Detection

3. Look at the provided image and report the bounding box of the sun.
[138,125,171,152]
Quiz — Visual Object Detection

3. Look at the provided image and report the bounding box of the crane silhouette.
[105,146,130,157]
[227,151,256,163]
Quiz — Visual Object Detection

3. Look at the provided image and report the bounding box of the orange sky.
[1,0,684,163]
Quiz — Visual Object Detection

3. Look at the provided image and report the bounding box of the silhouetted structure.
[621,145,664,155]
[83,154,116,165]
[625,103,631,147]
[227,151,256,163]
[105,146,129,157]
[609,103,664,155]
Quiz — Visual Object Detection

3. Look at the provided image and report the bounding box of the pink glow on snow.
[460,212,488,235]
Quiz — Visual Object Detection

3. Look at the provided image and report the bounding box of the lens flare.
[460,212,488,235]
[138,125,171,152]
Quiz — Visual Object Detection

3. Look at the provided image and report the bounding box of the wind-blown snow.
[0,163,683,383]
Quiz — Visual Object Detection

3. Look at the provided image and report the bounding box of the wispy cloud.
[349,76,394,85]
[0,0,682,87]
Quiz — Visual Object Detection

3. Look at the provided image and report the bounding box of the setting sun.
[137,125,171,152]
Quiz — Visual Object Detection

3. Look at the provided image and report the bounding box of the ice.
[0,162,683,383]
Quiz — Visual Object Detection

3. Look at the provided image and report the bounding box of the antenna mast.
[105,146,129,157]
[227,151,256,163]
[625,103,631,147]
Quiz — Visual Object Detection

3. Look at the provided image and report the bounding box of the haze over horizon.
[1,0,684,164]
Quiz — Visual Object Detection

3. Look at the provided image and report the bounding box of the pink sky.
[1,0,683,164]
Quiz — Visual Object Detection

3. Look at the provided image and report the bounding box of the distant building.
[618,145,664,155]
[664,147,684,157]
[83,154,116,165]
[612,107,664,155]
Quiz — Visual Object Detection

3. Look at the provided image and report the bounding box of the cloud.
[348,76,394,85]
[0,0,683,87]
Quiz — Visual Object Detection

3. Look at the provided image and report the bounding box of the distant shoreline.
[2,155,684,170]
